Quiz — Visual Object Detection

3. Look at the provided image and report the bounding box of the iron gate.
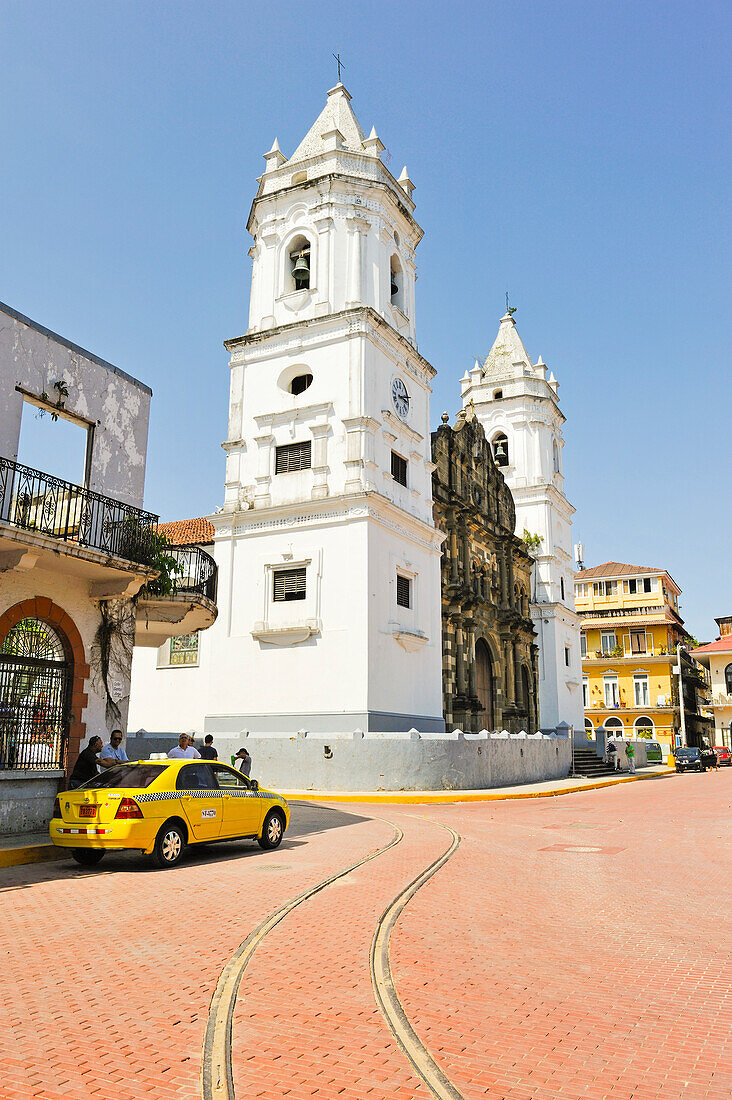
[0,618,71,770]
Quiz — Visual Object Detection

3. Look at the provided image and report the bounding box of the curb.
[0,841,67,869]
[282,769,676,805]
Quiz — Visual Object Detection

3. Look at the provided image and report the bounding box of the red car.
[713,746,731,766]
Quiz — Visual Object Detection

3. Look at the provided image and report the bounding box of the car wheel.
[258,810,285,850]
[71,848,105,866]
[151,821,187,868]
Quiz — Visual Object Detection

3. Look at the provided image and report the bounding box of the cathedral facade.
[432,408,538,733]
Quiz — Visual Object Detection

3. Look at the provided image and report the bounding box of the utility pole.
[676,643,688,749]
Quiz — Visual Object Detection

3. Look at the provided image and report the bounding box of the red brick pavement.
[0,775,730,1100]
[390,772,732,1099]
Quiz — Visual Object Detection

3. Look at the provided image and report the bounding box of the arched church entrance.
[475,639,494,731]
[0,617,72,770]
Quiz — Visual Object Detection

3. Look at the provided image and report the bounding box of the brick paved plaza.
[0,773,729,1100]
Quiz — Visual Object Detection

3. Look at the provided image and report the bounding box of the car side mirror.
[250,779,259,791]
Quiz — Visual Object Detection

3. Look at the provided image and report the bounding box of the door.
[0,618,70,770]
[475,639,494,731]
[211,763,264,838]
[176,762,223,841]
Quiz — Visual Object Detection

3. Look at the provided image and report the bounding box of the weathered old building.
[432,407,539,733]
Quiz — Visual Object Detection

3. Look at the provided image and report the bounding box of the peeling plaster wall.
[0,303,151,506]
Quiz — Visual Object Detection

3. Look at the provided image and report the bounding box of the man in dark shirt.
[69,736,103,788]
[199,734,218,761]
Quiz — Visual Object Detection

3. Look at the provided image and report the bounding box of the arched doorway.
[634,716,654,739]
[604,716,624,739]
[0,619,71,769]
[475,639,494,731]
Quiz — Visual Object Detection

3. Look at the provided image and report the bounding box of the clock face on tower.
[391,377,410,421]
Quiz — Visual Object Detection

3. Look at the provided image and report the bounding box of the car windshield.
[76,764,168,789]
[675,748,697,757]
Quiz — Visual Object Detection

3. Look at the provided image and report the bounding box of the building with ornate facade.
[458,312,584,732]
[431,406,538,733]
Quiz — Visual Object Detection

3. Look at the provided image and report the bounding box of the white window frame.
[601,631,617,655]
[582,676,589,708]
[580,633,587,658]
[603,674,619,707]
[633,673,650,707]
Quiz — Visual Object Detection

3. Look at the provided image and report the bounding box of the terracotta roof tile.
[575,561,662,579]
[156,517,215,546]
[692,636,732,656]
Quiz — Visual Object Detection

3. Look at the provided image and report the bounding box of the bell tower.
[208,84,444,735]
[459,312,584,731]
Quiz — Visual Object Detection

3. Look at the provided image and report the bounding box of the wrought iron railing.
[146,544,217,602]
[0,456,159,566]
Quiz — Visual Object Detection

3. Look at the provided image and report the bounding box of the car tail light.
[115,797,143,820]
[52,797,61,818]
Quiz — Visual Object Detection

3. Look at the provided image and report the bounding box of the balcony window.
[630,630,648,655]
[580,634,587,658]
[601,631,617,655]
[633,674,650,707]
[593,581,618,597]
[626,577,655,594]
[603,675,620,707]
[18,393,90,487]
[582,676,589,708]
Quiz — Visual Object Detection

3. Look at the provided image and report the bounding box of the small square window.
[396,574,411,609]
[275,441,311,474]
[391,451,408,487]
[273,567,306,601]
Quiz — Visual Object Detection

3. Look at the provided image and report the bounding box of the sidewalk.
[0,766,674,868]
[280,764,674,804]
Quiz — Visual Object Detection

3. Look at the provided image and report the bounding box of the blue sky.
[0,0,729,639]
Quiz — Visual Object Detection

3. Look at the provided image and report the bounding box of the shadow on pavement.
[0,802,371,892]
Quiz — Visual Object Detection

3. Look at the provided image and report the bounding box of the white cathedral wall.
[366,518,444,729]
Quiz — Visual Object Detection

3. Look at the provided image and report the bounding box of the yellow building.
[574,562,713,754]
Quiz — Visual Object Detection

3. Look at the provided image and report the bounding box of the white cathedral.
[128,84,582,741]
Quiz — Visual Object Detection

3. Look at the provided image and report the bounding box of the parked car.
[50,759,290,868]
[713,745,731,766]
[673,747,707,773]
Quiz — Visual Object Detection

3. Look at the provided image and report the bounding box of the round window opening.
[289,373,313,396]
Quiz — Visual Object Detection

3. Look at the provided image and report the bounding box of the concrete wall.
[0,770,63,835]
[124,730,572,792]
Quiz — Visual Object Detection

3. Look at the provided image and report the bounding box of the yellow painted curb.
[282,770,675,805]
[0,842,66,869]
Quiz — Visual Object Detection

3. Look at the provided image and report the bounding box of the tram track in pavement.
[201,812,464,1100]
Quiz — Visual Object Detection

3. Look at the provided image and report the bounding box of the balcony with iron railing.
[0,455,159,566]
[135,543,218,646]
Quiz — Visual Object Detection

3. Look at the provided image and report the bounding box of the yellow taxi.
[50,758,290,868]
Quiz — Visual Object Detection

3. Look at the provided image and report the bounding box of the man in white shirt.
[99,729,129,769]
[168,733,201,760]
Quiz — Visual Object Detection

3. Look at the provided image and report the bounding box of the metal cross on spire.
[333,52,345,82]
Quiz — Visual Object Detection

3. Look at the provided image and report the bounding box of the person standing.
[199,735,218,761]
[99,729,129,769]
[625,741,636,774]
[233,747,251,777]
[606,741,618,770]
[69,736,103,787]
[167,733,201,759]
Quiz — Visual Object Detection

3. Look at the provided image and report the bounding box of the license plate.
[79,805,97,818]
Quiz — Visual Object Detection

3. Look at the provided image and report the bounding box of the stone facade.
[432,407,538,733]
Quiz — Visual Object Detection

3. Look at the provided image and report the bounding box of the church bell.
[390,275,399,297]
[292,250,310,282]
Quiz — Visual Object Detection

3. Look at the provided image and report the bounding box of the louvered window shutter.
[273,567,307,601]
[275,441,312,474]
[396,574,411,608]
